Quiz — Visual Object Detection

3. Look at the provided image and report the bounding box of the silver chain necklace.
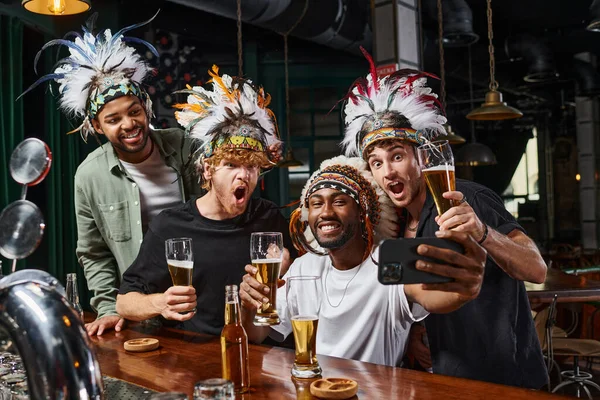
[323,260,363,308]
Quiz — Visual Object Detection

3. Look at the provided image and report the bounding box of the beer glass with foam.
[286,276,322,378]
[165,237,195,313]
[250,232,283,325]
[417,140,456,216]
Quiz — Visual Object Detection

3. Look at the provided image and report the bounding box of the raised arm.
[436,190,547,283]
[404,230,486,313]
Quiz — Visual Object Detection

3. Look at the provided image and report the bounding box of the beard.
[212,180,254,218]
[112,124,150,154]
[313,220,359,250]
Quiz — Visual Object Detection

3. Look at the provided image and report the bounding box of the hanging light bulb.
[22,0,90,16]
[466,0,522,121]
[48,0,65,14]
[435,0,466,144]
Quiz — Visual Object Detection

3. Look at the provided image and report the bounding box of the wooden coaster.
[310,378,358,399]
[123,338,159,352]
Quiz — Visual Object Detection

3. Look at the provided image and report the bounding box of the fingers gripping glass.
[286,276,322,378]
[250,232,283,326]
[165,238,195,314]
[417,140,456,216]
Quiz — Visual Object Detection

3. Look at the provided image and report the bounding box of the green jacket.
[74,128,202,318]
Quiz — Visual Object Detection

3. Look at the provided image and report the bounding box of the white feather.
[179,73,280,156]
[53,29,153,119]
[342,73,447,157]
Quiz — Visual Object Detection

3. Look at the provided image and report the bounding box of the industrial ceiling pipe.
[570,58,600,96]
[440,0,479,47]
[167,0,370,52]
[505,34,559,83]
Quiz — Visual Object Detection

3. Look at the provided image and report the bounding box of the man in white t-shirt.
[239,156,487,367]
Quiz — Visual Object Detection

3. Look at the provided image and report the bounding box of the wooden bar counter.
[90,323,570,399]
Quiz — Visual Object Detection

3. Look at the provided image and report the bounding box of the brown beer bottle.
[220,285,250,393]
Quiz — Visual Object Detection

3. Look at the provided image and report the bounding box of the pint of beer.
[252,258,282,324]
[250,232,284,326]
[287,276,322,378]
[165,237,195,314]
[167,260,193,286]
[417,140,457,216]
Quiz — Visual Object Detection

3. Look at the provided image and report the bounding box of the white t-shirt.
[270,251,428,367]
[120,145,182,232]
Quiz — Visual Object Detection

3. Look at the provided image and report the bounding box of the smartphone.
[378,237,465,285]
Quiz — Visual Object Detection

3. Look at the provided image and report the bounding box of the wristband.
[478,224,489,245]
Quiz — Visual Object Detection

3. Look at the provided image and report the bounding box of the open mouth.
[233,186,247,204]
[317,221,342,235]
[388,181,404,196]
[121,127,142,144]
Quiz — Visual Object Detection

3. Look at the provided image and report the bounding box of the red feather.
[359,46,379,94]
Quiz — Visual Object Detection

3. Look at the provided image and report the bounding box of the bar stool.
[543,296,600,399]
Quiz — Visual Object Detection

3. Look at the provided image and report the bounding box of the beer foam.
[167,260,193,269]
[291,315,319,321]
[423,165,455,172]
[252,258,282,263]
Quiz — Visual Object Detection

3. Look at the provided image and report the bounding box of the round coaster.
[124,338,159,352]
[310,378,358,399]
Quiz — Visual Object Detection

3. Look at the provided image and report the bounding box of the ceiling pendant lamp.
[455,139,497,166]
[438,124,466,145]
[22,0,91,16]
[466,0,522,121]
[587,0,600,32]
[457,43,496,166]
[435,0,466,145]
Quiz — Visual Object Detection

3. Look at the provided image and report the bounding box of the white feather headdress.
[341,48,447,159]
[20,12,159,140]
[174,65,282,171]
[289,155,398,261]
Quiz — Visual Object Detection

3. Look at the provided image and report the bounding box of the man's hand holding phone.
[415,230,486,302]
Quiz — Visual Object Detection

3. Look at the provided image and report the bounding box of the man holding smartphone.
[341,59,547,388]
[239,156,486,367]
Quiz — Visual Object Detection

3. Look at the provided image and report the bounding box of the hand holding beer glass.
[165,237,195,314]
[417,140,456,216]
[287,276,322,378]
[250,232,283,326]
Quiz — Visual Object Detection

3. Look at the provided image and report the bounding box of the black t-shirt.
[119,197,296,335]
[415,179,548,389]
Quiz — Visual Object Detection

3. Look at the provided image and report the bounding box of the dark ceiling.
[1,0,598,137]
[421,0,599,135]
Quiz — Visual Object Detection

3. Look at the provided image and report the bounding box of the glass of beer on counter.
[250,232,283,326]
[165,237,195,313]
[417,140,456,216]
[286,276,322,378]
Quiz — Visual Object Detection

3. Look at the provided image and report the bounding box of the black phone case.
[378,237,465,285]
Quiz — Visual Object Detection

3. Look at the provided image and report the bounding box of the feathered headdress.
[19,12,159,140]
[173,65,282,172]
[289,155,398,262]
[341,48,447,159]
